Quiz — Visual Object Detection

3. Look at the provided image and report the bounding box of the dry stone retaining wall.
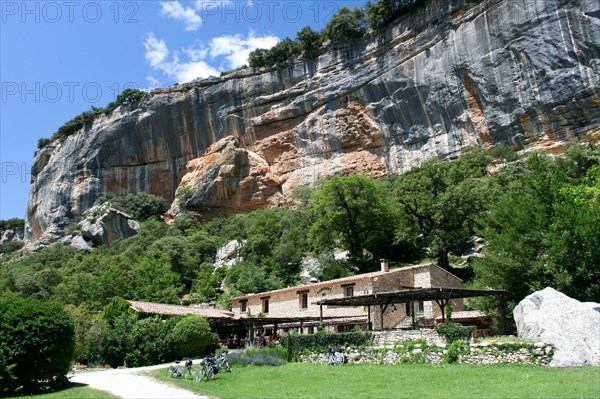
[300,331,554,366]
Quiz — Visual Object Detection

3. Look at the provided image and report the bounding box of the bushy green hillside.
[2,143,600,364]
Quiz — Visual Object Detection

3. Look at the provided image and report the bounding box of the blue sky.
[0,0,367,220]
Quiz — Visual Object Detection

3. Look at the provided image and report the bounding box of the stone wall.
[373,329,446,346]
[300,339,554,366]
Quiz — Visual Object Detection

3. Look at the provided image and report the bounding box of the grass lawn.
[5,385,119,399]
[150,363,600,399]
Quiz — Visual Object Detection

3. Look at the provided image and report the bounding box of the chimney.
[380,258,389,272]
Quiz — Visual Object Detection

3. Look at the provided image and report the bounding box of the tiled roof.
[128,300,234,319]
[232,262,454,301]
[435,310,490,321]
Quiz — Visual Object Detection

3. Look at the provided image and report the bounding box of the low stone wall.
[299,340,554,366]
[372,329,445,346]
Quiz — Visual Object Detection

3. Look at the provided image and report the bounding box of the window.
[297,289,309,309]
[418,300,424,312]
[240,300,247,312]
[345,286,354,297]
[342,283,355,297]
[300,293,308,309]
[262,297,270,313]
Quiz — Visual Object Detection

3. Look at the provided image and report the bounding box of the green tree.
[472,151,600,312]
[171,315,218,358]
[296,26,324,54]
[102,296,133,325]
[325,7,367,42]
[132,254,183,303]
[0,218,25,231]
[37,138,51,150]
[102,313,136,368]
[248,48,270,68]
[365,0,420,30]
[389,149,494,270]
[124,316,177,367]
[115,88,146,105]
[309,174,397,272]
[69,304,108,365]
[0,294,75,395]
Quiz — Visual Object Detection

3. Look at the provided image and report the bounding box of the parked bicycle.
[320,347,346,366]
[215,351,232,373]
[166,359,194,380]
[194,355,218,382]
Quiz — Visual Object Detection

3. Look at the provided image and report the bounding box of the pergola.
[316,287,507,333]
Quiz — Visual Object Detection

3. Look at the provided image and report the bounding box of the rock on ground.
[513,287,600,367]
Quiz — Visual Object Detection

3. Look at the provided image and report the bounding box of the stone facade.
[232,262,464,332]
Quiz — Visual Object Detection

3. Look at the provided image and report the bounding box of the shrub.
[281,331,373,360]
[171,315,218,358]
[444,340,467,364]
[0,295,75,395]
[97,192,168,221]
[435,321,475,343]
[37,138,51,150]
[0,240,24,255]
[228,346,286,367]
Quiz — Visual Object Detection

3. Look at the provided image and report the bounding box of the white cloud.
[144,33,220,83]
[184,45,209,62]
[160,1,202,31]
[144,30,280,83]
[209,31,279,69]
[144,34,169,67]
[146,75,161,90]
[171,61,220,82]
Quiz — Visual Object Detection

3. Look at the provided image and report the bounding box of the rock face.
[0,228,24,244]
[513,287,600,367]
[26,0,600,243]
[79,204,140,247]
[214,239,244,268]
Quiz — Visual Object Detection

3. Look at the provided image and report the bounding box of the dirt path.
[70,363,208,399]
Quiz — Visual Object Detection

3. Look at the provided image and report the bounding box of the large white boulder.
[79,204,140,247]
[513,287,600,367]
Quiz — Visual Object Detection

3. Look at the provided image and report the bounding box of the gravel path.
[70,363,208,399]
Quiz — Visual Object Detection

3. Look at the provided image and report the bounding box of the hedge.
[281,331,373,360]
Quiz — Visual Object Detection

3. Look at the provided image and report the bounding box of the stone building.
[232,261,465,333]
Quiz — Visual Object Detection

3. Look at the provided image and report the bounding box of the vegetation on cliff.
[248,0,425,68]
[37,88,147,150]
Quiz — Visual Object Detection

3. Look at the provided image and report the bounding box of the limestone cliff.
[26,0,600,243]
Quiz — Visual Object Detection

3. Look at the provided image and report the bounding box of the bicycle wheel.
[166,365,177,378]
[224,360,232,373]
[194,366,204,382]
[182,367,193,380]
[334,353,345,365]
[205,365,215,380]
